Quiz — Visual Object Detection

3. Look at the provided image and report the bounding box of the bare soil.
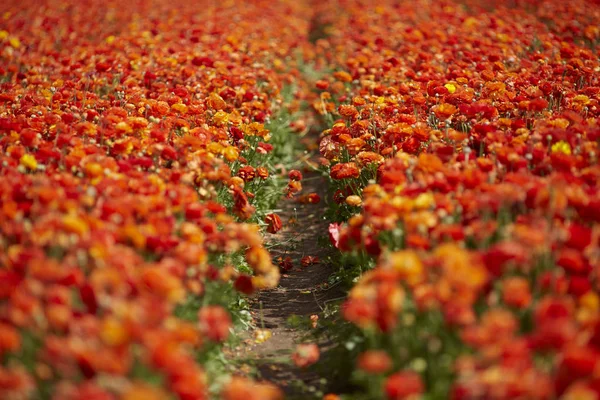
[227,149,344,398]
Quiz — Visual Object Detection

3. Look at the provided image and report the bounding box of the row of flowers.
[313,0,600,398]
[0,0,317,398]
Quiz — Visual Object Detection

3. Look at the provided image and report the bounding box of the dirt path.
[229,146,342,398]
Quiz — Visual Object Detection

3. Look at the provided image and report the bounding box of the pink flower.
[329,223,340,249]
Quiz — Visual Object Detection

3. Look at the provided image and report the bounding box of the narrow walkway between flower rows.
[227,141,343,399]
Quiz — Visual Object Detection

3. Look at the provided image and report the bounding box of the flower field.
[1,0,599,399]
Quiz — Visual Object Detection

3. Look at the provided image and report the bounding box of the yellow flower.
[115,121,132,134]
[345,195,362,207]
[414,192,435,210]
[9,36,20,49]
[254,328,272,344]
[20,154,37,170]
[551,140,571,155]
[100,317,128,346]
[385,250,424,285]
[84,162,103,177]
[171,103,188,114]
[444,83,457,94]
[580,291,599,313]
[573,94,590,105]
[212,110,229,126]
[223,146,239,162]
[62,215,89,236]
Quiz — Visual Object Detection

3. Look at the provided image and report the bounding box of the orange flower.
[198,306,231,343]
[357,350,392,374]
[222,377,283,400]
[432,103,458,119]
[330,162,360,180]
[301,256,320,268]
[502,277,532,309]
[292,343,320,368]
[265,213,283,234]
[246,246,274,275]
[338,104,359,119]
[0,323,21,357]
[232,186,256,220]
[345,195,362,207]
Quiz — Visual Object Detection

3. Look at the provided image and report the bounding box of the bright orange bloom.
[292,343,320,368]
[199,306,231,343]
[357,350,392,374]
[330,162,360,180]
[265,213,283,234]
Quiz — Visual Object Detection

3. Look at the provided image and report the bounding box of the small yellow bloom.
[345,195,362,207]
[9,36,20,48]
[212,110,229,126]
[84,162,103,177]
[573,95,590,105]
[62,215,89,236]
[254,328,272,344]
[20,154,37,170]
[444,83,457,94]
[580,291,599,313]
[414,192,435,210]
[223,146,239,162]
[551,140,571,155]
[171,103,188,114]
[100,317,129,346]
[207,142,224,155]
[115,121,132,134]
[386,250,424,285]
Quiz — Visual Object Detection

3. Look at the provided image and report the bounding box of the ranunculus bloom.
[328,223,341,249]
[232,186,256,220]
[234,275,255,295]
[300,256,319,268]
[357,350,392,374]
[502,276,532,309]
[222,377,283,400]
[345,195,362,207]
[198,306,231,342]
[385,371,424,399]
[330,162,360,180]
[307,192,321,204]
[288,170,303,181]
[292,343,320,368]
[265,213,283,234]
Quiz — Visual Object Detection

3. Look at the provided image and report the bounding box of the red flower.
[385,371,424,399]
[199,306,231,343]
[565,224,592,251]
[277,256,294,272]
[234,275,255,295]
[265,213,283,234]
[288,170,303,181]
[556,249,590,275]
[232,186,256,220]
[301,256,319,268]
[307,193,321,204]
